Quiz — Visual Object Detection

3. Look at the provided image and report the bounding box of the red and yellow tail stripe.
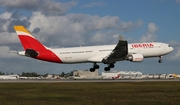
[14,26,46,50]
[14,26,35,38]
[14,26,62,63]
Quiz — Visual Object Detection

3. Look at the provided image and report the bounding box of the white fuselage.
[49,42,173,64]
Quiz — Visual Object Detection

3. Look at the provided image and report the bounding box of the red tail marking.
[36,49,62,63]
[18,35,62,63]
[18,35,46,50]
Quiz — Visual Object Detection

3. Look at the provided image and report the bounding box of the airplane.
[112,74,120,79]
[14,26,174,72]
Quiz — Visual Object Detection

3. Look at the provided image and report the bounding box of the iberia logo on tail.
[14,26,62,63]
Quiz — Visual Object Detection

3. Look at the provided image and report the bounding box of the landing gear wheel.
[94,65,99,69]
[104,63,115,71]
[90,63,99,72]
[109,64,114,68]
[90,68,95,72]
[104,67,110,71]
[158,60,163,63]
[158,56,163,63]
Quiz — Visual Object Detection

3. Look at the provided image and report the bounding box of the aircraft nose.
[168,46,174,53]
[170,47,174,52]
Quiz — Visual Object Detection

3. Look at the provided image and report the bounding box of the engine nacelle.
[127,54,144,62]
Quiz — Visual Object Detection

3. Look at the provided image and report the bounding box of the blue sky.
[0,0,180,75]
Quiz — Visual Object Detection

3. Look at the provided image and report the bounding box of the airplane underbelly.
[142,49,162,57]
[58,54,92,63]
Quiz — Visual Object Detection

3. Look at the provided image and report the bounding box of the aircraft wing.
[102,36,128,64]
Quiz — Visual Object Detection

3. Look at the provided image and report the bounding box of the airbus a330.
[14,26,173,72]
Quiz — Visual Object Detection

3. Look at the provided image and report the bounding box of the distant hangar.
[0,75,19,80]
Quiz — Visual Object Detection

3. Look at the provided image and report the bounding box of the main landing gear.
[90,63,115,72]
[104,63,115,71]
[90,63,99,72]
[158,56,163,63]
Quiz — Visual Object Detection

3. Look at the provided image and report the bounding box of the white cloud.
[0,12,29,44]
[176,0,180,4]
[169,40,180,47]
[0,12,11,19]
[119,20,143,32]
[0,5,143,47]
[0,11,143,54]
[82,2,107,8]
[28,12,143,47]
[90,31,119,45]
[0,0,77,16]
[140,23,158,42]
[168,41,180,61]
[0,46,19,58]
[40,0,77,16]
[79,15,119,31]
[28,12,121,46]
[0,32,19,45]
[169,47,180,60]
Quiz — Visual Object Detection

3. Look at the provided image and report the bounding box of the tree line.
[0,71,73,77]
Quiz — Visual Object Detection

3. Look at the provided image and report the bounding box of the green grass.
[0,82,180,105]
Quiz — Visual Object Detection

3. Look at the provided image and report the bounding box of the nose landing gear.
[158,56,163,63]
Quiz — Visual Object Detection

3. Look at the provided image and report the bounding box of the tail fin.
[14,26,46,51]
[14,26,62,63]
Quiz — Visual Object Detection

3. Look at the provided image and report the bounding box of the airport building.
[102,70,180,79]
[72,70,180,80]
[0,70,179,80]
[73,69,101,79]
[102,71,143,79]
[0,74,19,80]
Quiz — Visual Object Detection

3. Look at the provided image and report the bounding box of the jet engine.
[127,54,144,62]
